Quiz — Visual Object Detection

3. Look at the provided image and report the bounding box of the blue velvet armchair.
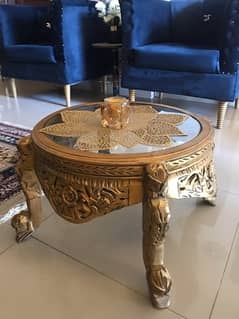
[120,0,239,128]
[0,0,112,106]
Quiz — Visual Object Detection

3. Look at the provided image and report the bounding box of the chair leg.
[129,89,136,102]
[235,97,239,109]
[216,101,228,129]
[150,91,155,101]
[64,84,71,107]
[103,75,108,97]
[10,78,17,98]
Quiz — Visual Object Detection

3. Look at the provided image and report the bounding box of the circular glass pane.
[40,103,201,154]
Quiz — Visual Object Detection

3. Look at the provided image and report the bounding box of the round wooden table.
[11,101,216,309]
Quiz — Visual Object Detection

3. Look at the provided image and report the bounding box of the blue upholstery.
[122,65,239,102]
[5,45,56,64]
[133,44,220,73]
[0,1,112,85]
[120,0,239,102]
[171,0,204,44]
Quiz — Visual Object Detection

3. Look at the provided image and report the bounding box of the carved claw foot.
[203,196,216,206]
[11,210,34,243]
[147,265,172,309]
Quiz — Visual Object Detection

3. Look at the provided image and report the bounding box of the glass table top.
[39,103,202,155]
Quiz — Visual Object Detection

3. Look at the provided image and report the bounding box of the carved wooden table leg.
[11,136,42,243]
[203,161,217,206]
[143,164,172,309]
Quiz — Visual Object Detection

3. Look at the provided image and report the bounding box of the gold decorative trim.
[165,142,214,173]
[33,146,144,177]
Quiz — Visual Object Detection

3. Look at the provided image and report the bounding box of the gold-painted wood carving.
[33,149,144,177]
[165,142,214,173]
[11,136,42,242]
[143,164,172,309]
[177,160,216,203]
[35,162,129,223]
[164,143,217,204]
[9,101,216,310]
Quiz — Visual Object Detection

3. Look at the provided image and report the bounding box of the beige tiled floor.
[0,223,15,254]
[0,79,239,319]
[0,239,184,319]
[211,227,239,319]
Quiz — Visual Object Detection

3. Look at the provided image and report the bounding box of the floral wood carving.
[177,160,216,199]
[35,163,129,223]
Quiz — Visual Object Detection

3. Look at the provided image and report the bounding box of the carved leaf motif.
[36,164,129,224]
[178,161,216,198]
[149,266,172,295]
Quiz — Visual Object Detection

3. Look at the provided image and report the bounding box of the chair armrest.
[51,1,108,67]
[0,5,48,47]
[221,0,239,73]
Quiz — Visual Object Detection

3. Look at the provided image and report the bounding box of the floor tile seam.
[33,237,188,318]
[31,236,185,318]
[208,222,239,319]
[32,236,149,297]
[41,212,54,224]
[167,308,188,319]
[0,242,17,258]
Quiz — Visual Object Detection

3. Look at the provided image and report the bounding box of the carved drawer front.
[35,160,131,223]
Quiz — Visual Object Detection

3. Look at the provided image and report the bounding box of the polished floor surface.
[0,79,239,319]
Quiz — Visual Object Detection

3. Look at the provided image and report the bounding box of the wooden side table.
[11,101,216,309]
[92,42,122,96]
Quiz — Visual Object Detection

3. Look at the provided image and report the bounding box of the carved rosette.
[35,161,129,224]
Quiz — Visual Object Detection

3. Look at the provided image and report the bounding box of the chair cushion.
[4,45,56,64]
[133,43,220,73]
